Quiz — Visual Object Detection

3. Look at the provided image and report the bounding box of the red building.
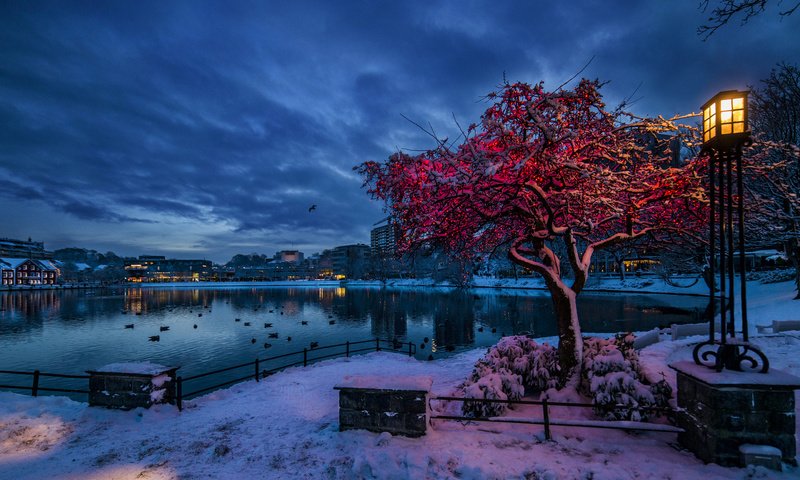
[0,258,60,286]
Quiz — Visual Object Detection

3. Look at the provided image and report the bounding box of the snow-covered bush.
[462,336,559,417]
[747,268,794,284]
[590,371,656,421]
[463,334,670,421]
[581,334,669,421]
[462,367,523,417]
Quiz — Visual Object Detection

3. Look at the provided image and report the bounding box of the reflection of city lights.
[335,288,346,298]
[430,339,437,353]
[124,289,145,314]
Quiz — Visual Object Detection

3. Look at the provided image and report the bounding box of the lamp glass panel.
[721,110,732,123]
[721,99,732,111]
[732,97,744,109]
[733,122,744,133]
[721,124,732,134]
[733,110,744,122]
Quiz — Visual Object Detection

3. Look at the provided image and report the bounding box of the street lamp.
[693,90,769,373]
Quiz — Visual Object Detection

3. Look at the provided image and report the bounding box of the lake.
[0,285,708,398]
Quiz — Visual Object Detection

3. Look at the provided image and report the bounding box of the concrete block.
[739,444,782,471]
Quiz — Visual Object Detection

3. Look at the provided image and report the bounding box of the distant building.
[370,220,398,258]
[0,237,54,260]
[330,244,370,279]
[124,256,212,282]
[0,258,59,286]
[275,250,304,264]
[370,218,404,278]
[313,250,335,279]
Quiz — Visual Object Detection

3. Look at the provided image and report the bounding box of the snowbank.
[1,280,798,479]
[2,337,798,479]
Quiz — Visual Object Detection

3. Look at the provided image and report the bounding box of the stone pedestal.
[671,361,800,467]
[334,375,432,437]
[88,363,179,410]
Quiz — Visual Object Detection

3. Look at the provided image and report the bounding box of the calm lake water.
[0,286,708,398]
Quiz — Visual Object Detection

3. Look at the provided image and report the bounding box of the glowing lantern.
[701,90,749,148]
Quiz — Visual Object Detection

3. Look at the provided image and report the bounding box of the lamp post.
[692,90,769,373]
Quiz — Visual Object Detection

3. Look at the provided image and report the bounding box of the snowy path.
[2,342,796,479]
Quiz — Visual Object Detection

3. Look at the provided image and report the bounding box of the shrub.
[463,334,671,421]
[461,336,559,416]
[581,334,669,421]
[462,368,523,417]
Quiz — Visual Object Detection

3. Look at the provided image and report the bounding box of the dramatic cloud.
[0,1,797,262]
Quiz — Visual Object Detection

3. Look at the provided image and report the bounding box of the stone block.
[379,411,407,432]
[339,391,365,410]
[334,377,431,437]
[710,389,752,412]
[761,391,794,412]
[87,366,178,410]
[402,394,427,414]
[363,392,390,411]
[768,412,795,435]
[405,413,427,435]
[740,444,782,471]
[339,408,377,432]
[722,413,745,432]
[670,362,800,467]
[744,412,768,432]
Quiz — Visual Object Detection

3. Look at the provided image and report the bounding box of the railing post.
[176,376,183,412]
[303,348,307,367]
[255,358,260,382]
[32,370,40,397]
[375,338,380,352]
[408,342,413,357]
[542,398,551,441]
[346,341,350,358]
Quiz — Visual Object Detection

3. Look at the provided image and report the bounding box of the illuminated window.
[719,97,745,135]
[703,103,716,143]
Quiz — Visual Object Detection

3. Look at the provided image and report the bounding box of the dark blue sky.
[1,1,798,263]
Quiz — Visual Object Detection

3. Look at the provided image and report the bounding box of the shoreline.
[0,277,717,296]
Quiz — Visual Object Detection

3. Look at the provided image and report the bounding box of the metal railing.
[0,369,90,396]
[177,338,415,409]
[429,396,682,440]
[0,338,416,410]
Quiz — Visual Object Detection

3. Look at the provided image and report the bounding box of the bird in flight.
[308,204,317,212]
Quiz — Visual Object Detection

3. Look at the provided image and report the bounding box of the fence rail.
[429,395,681,440]
[0,338,416,409]
[0,369,90,396]
[177,338,415,409]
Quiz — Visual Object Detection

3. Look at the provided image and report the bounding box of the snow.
[149,388,166,403]
[0,280,798,479]
[740,444,782,456]
[92,362,174,376]
[670,361,800,387]
[335,375,432,392]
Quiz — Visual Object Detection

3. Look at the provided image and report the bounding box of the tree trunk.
[793,262,800,300]
[787,239,800,299]
[545,280,583,388]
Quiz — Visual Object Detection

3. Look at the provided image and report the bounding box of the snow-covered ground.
[1,280,798,479]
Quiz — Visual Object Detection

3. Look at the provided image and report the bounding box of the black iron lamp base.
[692,340,769,373]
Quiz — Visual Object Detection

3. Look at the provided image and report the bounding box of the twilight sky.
[0,1,798,263]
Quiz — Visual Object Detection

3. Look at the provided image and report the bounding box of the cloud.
[0,1,797,262]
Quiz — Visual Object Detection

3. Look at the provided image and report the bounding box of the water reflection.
[0,286,708,395]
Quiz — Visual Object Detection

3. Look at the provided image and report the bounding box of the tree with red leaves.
[358,79,707,385]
